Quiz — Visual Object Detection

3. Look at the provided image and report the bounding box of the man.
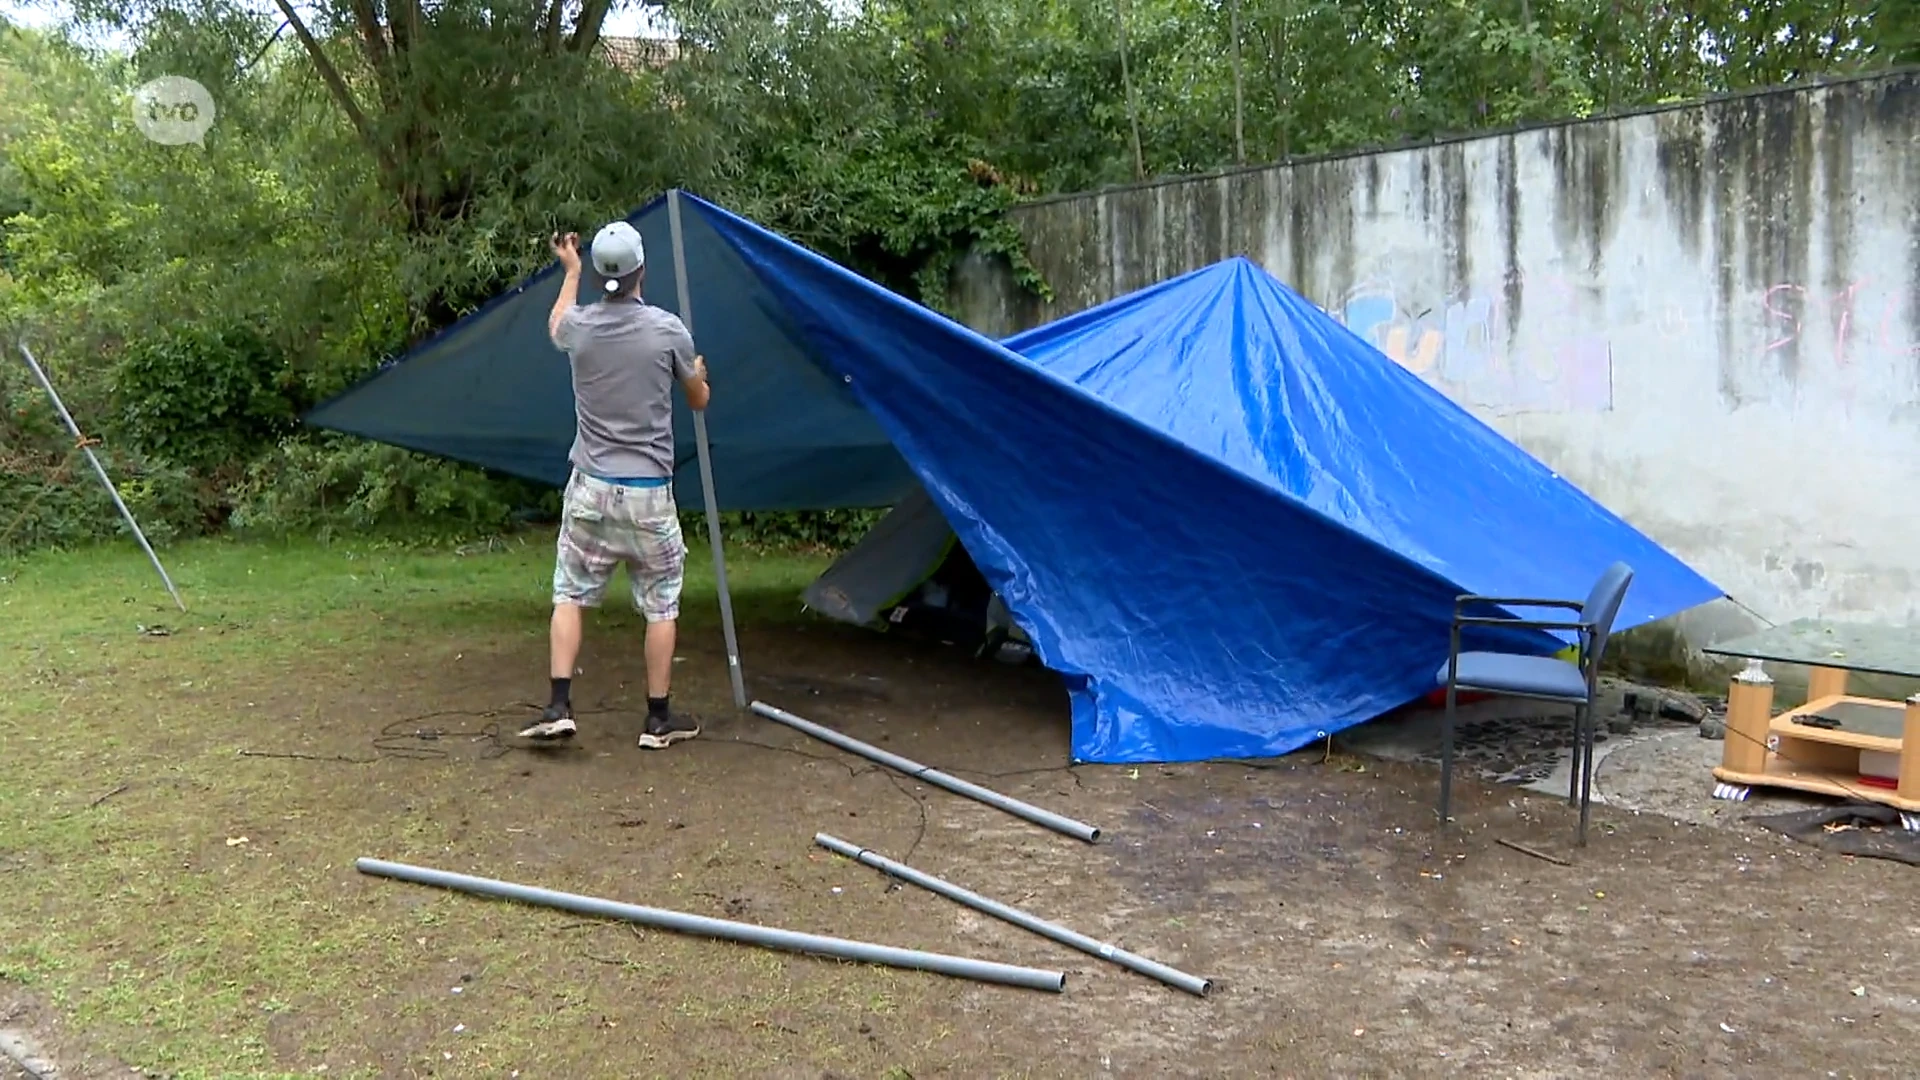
[517,220,712,750]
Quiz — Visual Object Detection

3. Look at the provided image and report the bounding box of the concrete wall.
[952,70,1920,657]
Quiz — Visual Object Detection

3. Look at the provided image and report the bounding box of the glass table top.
[1702,618,1920,680]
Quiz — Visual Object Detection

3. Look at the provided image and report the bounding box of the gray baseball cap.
[590,221,645,292]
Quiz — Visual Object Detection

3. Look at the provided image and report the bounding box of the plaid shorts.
[552,469,686,621]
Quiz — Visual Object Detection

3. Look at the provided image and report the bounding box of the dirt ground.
[8,603,1919,1077]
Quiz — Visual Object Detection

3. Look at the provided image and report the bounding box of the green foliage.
[710,509,887,553]
[3,0,1915,559]
[0,443,210,556]
[114,323,299,473]
[226,436,530,544]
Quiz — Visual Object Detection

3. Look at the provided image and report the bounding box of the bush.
[113,322,300,474]
[226,435,535,544]
[0,443,211,556]
[711,509,884,552]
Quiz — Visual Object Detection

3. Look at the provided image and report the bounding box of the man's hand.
[548,232,584,346]
[682,353,712,411]
[551,231,582,271]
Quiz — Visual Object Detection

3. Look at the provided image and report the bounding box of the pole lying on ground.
[816,832,1210,997]
[751,700,1101,843]
[355,857,1066,992]
[16,342,186,612]
[666,188,748,709]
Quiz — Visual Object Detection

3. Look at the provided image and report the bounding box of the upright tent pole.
[16,342,186,612]
[666,188,748,709]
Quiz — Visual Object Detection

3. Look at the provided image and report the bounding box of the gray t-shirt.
[552,297,696,480]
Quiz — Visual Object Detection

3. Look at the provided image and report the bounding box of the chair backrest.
[1579,561,1635,671]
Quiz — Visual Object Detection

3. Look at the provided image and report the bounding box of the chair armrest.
[1452,615,1593,634]
[1454,594,1583,613]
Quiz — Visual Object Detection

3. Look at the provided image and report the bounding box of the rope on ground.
[226,701,1026,869]
[235,702,570,765]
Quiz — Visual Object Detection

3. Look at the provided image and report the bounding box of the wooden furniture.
[1704,620,1920,831]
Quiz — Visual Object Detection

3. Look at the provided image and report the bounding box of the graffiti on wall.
[1759,278,1919,367]
[1331,273,1615,414]
[1641,276,1920,409]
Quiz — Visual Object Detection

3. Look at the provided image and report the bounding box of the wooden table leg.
[1721,661,1774,776]
[1806,665,1849,703]
[1900,693,1920,802]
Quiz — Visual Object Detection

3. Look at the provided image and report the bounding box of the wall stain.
[1883,77,1920,390]
[1820,89,1857,371]
[1551,122,1622,275]
[1744,93,1815,389]
[1653,107,1707,260]
[1279,160,1360,297]
[1440,142,1472,293]
[1189,179,1228,273]
[1418,154,1435,222]
[1328,164,1358,306]
[1707,106,1744,406]
[1287,171,1313,293]
[1497,135,1523,343]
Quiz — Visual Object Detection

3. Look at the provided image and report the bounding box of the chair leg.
[1567,704,1584,807]
[1577,701,1597,846]
[1439,683,1456,828]
[1566,703,1582,803]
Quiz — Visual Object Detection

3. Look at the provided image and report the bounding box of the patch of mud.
[1338,678,1725,792]
[0,988,141,1080]
[747,669,897,708]
[1112,783,1383,914]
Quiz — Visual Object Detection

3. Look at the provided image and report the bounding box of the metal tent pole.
[817,832,1211,996]
[666,188,747,708]
[16,342,186,612]
[356,857,1066,992]
[752,701,1102,843]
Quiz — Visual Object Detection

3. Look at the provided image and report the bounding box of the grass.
[0,530,849,1078]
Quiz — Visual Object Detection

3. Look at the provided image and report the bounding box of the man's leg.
[551,599,584,696]
[522,476,617,740]
[644,617,675,699]
[631,495,696,749]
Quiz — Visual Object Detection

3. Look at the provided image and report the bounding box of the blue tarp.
[307,191,1726,764]
[1006,257,1725,647]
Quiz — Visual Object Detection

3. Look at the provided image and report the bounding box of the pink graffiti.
[1760,278,1919,368]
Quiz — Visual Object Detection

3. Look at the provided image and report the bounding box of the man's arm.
[680,354,711,412]
[547,232,583,349]
[668,319,711,411]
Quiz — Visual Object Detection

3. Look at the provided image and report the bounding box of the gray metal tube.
[817,833,1210,997]
[17,342,186,612]
[355,857,1065,992]
[667,189,748,709]
[751,700,1101,843]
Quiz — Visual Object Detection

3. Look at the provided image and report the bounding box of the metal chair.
[1436,562,1635,846]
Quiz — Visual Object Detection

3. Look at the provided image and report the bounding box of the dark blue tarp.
[308,192,1725,764]
[304,194,916,512]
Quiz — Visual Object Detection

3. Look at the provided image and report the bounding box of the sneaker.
[517,704,577,741]
[637,710,699,750]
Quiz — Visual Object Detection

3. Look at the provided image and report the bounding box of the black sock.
[550,677,572,711]
[647,695,670,719]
